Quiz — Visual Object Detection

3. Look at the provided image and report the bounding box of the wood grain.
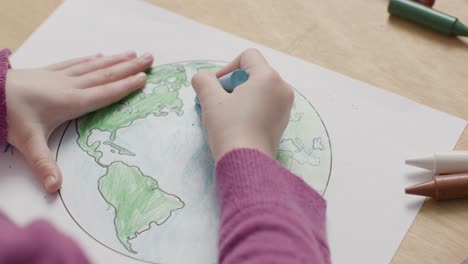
[0,0,62,50]
[2,0,467,263]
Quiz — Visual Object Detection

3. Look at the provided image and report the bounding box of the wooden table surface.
[2,0,468,263]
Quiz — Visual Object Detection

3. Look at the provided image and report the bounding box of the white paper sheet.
[0,0,465,263]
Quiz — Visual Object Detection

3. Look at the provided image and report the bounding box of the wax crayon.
[388,0,468,36]
[413,0,434,7]
[195,69,249,106]
[406,151,468,175]
[405,173,468,200]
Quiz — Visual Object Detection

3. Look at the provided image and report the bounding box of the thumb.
[191,70,226,107]
[18,134,62,193]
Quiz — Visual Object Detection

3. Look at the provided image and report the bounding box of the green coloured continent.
[98,162,184,253]
[76,64,188,163]
[103,141,135,156]
[277,150,294,168]
[146,64,189,91]
[185,62,223,72]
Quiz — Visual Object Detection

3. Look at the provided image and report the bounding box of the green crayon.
[388,0,468,37]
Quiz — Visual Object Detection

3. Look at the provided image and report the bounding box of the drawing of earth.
[56,61,332,263]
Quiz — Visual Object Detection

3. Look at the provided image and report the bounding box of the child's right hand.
[192,49,294,160]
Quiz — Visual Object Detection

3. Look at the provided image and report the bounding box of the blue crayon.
[195,69,249,106]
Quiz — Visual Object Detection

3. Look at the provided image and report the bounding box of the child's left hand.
[5,51,153,192]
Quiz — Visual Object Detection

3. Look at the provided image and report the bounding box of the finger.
[192,70,227,106]
[78,53,153,88]
[65,51,137,77]
[217,48,269,78]
[19,134,62,193]
[44,53,102,71]
[78,72,147,113]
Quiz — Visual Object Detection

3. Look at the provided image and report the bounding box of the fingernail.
[141,53,153,62]
[136,72,146,81]
[45,175,56,190]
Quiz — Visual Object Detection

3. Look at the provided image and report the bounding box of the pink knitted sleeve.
[215,148,330,264]
[0,49,11,146]
[0,213,90,264]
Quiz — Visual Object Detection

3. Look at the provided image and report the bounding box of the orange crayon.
[405,173,468,200]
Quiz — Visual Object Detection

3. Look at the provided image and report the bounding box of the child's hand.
[6,51,153,192]
[192,49,294,160]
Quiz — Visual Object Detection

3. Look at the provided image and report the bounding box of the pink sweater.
[0,49,10,146]
[0,49,330,264]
